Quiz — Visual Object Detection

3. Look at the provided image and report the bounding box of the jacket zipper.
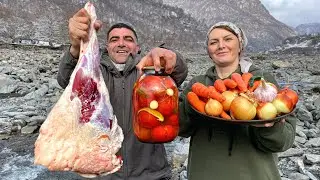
[122,78,128,180]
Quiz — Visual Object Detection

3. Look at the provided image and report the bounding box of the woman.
[179,21,297,180]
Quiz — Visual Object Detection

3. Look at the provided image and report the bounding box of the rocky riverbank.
[0,44,320,180]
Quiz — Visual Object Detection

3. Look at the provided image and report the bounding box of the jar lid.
[142,66,167,75]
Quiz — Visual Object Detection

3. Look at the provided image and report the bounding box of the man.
[57,8,188,180]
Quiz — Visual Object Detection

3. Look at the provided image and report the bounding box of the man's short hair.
[106,23,138,42]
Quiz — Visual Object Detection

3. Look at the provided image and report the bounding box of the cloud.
[260,0,320,27]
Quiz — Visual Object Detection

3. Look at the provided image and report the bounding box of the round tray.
[191,106,297,125]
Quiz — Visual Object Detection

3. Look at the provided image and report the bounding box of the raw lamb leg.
[34,2,124,177]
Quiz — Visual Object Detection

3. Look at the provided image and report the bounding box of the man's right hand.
[68,8,102,58]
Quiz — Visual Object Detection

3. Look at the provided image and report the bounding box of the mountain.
[295,23,320,35]
[0,0,205,52]
[269,34,320,55]
[0,0,296,52]
[162,0,296,52]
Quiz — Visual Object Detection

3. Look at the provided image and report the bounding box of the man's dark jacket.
[57,49,188,180]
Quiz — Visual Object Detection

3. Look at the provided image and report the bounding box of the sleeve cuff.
[251,120,285,136]
[63,45,78,65]
[65,52,78,66]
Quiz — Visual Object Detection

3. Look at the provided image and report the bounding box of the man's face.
[106,28,139,64]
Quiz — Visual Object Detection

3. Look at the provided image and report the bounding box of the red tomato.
[154,89,167,99]
[138,76,166,105]
[134,124,152,142]
[137,91,154,108]
[163,77,176,89]
[141,75,163,88]
[165,114,179,126]
[138,129,151,142]
[151,125,177,142]
[157,96,177,116]
[138,111,162,128]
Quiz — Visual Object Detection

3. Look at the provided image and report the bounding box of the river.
[0,134,88,180]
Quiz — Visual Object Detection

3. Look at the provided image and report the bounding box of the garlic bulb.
[253,78,277,102]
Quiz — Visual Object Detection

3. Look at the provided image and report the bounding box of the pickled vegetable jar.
[133,67,179,143]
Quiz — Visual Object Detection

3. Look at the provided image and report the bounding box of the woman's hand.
[251,119,285,127]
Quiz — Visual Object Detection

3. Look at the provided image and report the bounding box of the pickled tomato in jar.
[132,67,179,143]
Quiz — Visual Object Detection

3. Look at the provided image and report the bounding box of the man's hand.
[68,8,102,58]
[136,47,177,75]
[251,119,285,128]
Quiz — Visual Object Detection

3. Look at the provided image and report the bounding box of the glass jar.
[132,67,179,143]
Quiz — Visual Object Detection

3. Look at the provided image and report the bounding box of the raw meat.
[34,2,124,178]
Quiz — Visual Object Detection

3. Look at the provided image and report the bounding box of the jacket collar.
[205,57,257,79]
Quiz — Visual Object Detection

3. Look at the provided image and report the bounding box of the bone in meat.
[34,2,124,178]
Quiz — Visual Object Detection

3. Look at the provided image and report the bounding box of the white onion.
[230,95,257,120]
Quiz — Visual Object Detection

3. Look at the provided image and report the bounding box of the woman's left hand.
[251,119,285,127]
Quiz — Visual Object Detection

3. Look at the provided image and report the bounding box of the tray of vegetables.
[187,72,298,124]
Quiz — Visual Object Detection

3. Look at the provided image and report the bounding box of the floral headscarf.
[206,21,248,52]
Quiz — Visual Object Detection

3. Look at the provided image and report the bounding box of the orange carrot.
[223,79,237,89]
[208,85,217,91]
[199,96,209,103]
[191,82,210,98]
[192,83,225,102]
[231,73,248,92]
[214,79,227,93]
[208,86,226,102]
[187,91,206,113]
[242,72,253,88]
[230,88,240,94]
[249,80,261,92]
[220,110,232,120]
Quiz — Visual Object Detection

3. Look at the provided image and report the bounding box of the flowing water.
[0,134,85,180]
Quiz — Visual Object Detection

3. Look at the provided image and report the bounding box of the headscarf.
[206,21,252,73]
[206,21,248,53]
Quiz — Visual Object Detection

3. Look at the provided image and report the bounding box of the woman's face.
[207,28,241,67]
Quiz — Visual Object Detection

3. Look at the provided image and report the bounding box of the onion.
[149,100,158,109]
[221,91,238,111]
[279,87,298,106]
[272,93,294,114]
[253,78,277,102]
[205,98,223,116]
[256,102,278,120]
[230,94,257,120]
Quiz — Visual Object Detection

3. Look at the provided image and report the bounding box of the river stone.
[272,60,292,69]
[288,172,309,180]
[21,126,38,134]
[304,154,320,164]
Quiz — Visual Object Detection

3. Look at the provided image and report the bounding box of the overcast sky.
[260,0,320,27]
